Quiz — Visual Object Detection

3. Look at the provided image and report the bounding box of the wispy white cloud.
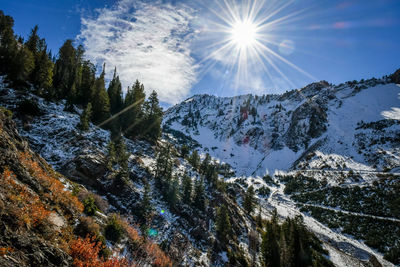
[77,0,198,104]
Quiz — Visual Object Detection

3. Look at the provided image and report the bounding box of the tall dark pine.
[0,11,18,76]
[107,67,123,114]
[243,185,256,214]
[79,60,96,104]
[215,205,231,245]
[261,222,281,266]
[143,90,163,143]
[25,26,54,96]
[193,178,206,211]
[181,172,192,205]
[124,80,146,138]
[53,39,77,99]
[91,63,111,125]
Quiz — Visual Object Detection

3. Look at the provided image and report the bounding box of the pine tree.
[124,80,146,138]
[78,102,92,132]
[180,144,189,158]
[155,144,173,191]
[106,140,116,170]
[139,181,153,224]
[115,136,129,174]
[167,175,180,209]
[9,45,35,87]
[193,178,206,211]
[26,26,54,94]
[181,172,192,204]
[25,25,40,55]
[107,67,123,114]
[33,49,54,97]
[261,222,280,267]
[91,64,111,125]
[243,185,256,214]
[143,90,162,143]
[53,39,77,99]
[189,150,200,169]
[200,153,211,174]
[79,60,96,104]
[0,11,18,77]
[215,204,231,245]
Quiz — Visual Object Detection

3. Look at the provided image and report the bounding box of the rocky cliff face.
[164,77,400,176]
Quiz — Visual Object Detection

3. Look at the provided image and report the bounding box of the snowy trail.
[292,169,400,176]
[297,203,400,223]
[263,185,395,267]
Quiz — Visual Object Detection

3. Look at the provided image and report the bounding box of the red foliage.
[0,168,52,228]
[18,152,84,213]
[69,237,131,267]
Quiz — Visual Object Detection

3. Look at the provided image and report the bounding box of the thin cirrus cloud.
[77,0,198,105]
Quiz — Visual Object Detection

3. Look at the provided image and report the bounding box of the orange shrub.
[69,236,131,267]
[18,152,83,214]
[1,168,52,229]
[119,221,172,267]
[0,247,14,256]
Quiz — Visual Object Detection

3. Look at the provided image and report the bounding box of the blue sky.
[1,0,400,105]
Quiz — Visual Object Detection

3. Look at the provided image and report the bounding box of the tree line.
[0,10,162,143]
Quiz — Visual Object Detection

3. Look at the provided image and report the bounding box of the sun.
[231,20,258,49]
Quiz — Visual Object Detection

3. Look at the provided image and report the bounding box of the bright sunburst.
[231,20,258,48]
[198,0,316,93]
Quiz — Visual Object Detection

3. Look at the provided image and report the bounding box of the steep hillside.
[0,91,172,266]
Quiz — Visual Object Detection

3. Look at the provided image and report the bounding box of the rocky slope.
[164,76,400,176]
[0,86,173,266]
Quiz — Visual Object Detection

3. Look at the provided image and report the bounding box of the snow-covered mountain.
[164,77,400,176]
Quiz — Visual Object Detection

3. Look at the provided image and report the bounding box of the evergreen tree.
[181,172,192,204]
[0,11,18,77]
[124,80,146,138]
[107,67,123,114]
[79,60,96,104]
[9,45,34,86]
[243,185,256,214]
[189,150,200,169]
[91,63,111,125]
[25,25,54,94]
[200,153,211,174]
[53,39,77,99]
[33,49,54,97]
[215,204,231,245]
[143,90,162,143]
[256,206,263,227]
[25,25,40,55]
[155,144,173,192]
[180,144,189,158]
[193,178,206,211]
[167,175,180,209]
[106,140,116,170]
[78,102,92,132]
[115,136,129,174]
[139,181,153,224]
[261,222,280,267]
